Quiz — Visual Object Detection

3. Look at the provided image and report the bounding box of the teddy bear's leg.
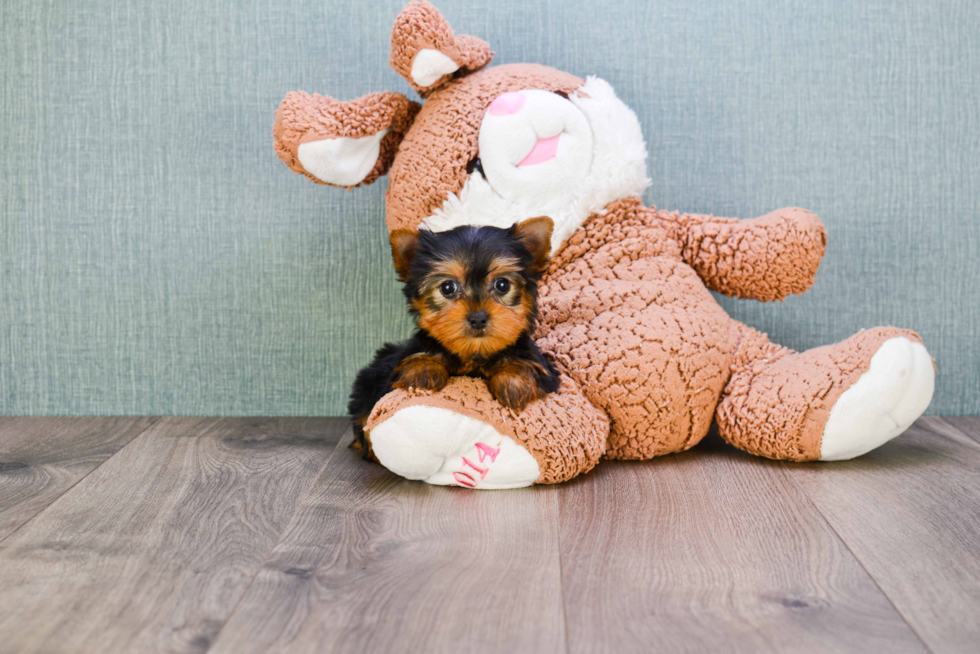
[363,374,609,489]
[716,324,935,461]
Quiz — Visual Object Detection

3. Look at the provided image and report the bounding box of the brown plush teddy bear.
[272,1,934,489]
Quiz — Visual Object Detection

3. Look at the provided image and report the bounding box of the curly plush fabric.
[534,197,828,460]
[366,373,608,484]
[389,0,494,97]
[717,325,924,460]
[669,207,828,302]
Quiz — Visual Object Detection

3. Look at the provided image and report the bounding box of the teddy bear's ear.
[272,90,421,188]
[389,1,493,97]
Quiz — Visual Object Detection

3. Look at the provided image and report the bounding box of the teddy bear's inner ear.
[297,128,391,188]
[411,49,459,88]
[273,91,421,189]
[390,1,493,97]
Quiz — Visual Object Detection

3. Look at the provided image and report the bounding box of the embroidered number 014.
[452,442,500,488]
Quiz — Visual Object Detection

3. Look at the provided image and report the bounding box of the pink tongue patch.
[517,134,560,168]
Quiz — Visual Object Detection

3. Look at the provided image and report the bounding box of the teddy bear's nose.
[488,92,525,116]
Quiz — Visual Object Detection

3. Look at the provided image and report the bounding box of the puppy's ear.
[513,217,554,272]
[390,229,420,282]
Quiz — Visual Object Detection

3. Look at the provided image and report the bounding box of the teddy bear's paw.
[369,405,540,489]
[820,337,935,460]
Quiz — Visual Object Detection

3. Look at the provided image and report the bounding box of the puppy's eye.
[466,156,485,178]
[493,278,511,294]
[439,280,458,297]
[553,90,569,99]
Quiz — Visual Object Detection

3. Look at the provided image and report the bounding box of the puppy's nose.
[467,310,489,330]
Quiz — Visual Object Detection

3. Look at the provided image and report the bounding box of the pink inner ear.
[488,92,526,116]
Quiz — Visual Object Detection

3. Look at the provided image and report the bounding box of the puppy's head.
[390,216,553,360]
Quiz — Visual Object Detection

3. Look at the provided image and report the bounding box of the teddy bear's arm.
[657,207,828,302]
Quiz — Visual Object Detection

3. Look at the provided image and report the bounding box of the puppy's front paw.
[487,365,545,412]
[393,354,449,392]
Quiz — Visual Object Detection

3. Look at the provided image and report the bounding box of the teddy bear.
[271,1,935,489]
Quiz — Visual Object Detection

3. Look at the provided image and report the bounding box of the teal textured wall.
[2,0,978,415]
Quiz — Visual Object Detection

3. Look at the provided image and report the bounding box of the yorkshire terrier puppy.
[348,216,560,457]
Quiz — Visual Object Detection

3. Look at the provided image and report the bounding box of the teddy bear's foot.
[365,375,609,488]
[369,405,541,489]
[717,326,934,461]
[819,336,934,460]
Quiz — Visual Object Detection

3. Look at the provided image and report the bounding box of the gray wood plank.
[0,417,156,542]
[0,417,344,654]
[208,430,566,654]
[941,416,980,445]
[558,431,927,654]
[784,416,980,653]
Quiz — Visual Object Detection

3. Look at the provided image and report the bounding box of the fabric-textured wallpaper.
[2,0,978,415]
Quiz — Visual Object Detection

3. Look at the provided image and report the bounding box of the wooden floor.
[0,417,978,653]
